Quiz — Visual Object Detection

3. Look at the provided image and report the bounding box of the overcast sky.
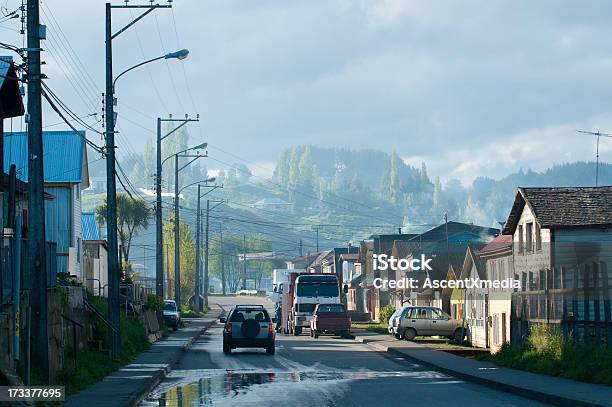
[3,0,612,185]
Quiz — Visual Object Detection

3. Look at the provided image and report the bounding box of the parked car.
[163,300,181,331]
[394,306,465,341]
[310,303,351,338]
[220,305,275,355]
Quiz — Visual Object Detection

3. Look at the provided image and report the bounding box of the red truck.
[309,303,351,338]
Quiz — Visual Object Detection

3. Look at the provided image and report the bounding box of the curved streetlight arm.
[112,55,164,92]
[179,179,217,195]
[161,143,208,167]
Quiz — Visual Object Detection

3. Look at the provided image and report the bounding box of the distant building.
[82,212,108,296]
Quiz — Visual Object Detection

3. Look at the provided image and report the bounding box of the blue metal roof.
[82,212,101,241]
[4,131,88,184]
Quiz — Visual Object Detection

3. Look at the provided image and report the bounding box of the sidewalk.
[63,308,221,407]
[352,330,612,407]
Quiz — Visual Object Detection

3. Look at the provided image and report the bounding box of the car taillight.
[268,323,273,333]
[226,323,232,334]
[396,318,401,327]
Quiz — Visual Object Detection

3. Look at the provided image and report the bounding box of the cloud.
[4,0,612,184]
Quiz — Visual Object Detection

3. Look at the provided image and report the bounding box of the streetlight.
[113,49,189,92]
[178,179,221,311]
[104,1,180,359]
[161,144,207,306]
[155,116,200,300]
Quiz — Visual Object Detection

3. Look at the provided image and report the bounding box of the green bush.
[145,294,164,312]
[489,324,612,386]
[379,304,396,324]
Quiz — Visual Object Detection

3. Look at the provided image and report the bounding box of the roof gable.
[4,131,89,185]
[503,187,612,234]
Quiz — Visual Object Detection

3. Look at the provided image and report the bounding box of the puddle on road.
[140,369,456,406]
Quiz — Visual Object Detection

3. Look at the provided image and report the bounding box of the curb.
[126,312,220,407]
[352,335,607,407]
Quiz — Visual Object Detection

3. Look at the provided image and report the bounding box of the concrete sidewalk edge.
[126,311,221,407]
[352,335,606,407]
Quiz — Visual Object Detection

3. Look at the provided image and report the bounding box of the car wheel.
[453,328,465,343]
[403,328,416,341]
[172,325,178,331]
[223,342,231,354]
[266,345,275,355]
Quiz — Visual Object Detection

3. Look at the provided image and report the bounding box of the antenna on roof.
[576,130,612,187]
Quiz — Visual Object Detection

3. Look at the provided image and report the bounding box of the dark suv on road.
[220,305,275,355]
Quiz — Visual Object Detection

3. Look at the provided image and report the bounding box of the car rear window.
[317,305,345,313]
[229,309,270,322]
[164,303,176,311]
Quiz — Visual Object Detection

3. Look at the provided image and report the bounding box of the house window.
[518,224,524,254]
[535,223,542,251]
[525,222,533,252]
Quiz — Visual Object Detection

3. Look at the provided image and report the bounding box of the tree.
[389,150,402,205]
[96,193,151,273]
[143,137,155,182]
[163,212,196,305]
[273,148,290,186]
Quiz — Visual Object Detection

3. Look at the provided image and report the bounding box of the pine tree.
[273,148,290,186]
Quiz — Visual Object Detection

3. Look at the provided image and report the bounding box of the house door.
[502,312,507,344]
[485,294,489,348]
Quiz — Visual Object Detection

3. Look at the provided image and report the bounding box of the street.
[139,296,548,407]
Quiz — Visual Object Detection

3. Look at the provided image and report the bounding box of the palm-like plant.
[96,193,152,271]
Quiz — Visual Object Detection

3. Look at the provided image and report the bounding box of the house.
[502,186,612,343]
[479,234,513,353]
[387,222,497,313]
[82,212,108,296]
[362,233,416,320]
[458,245,488,348]
[4,131,90,279]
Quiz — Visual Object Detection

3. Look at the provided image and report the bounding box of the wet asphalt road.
[140,297,549,407]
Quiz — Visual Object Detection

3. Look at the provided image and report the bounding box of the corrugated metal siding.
[3,131,85,183]
[82,212,100,241]
[44,186,71,255]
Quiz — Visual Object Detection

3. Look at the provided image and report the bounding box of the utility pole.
[195,184,202,311]
[156,116,198,300]
[220,224,225,295]
[106,2,172,358]
[242,234,247,290]
[105,2,121,358]
[316,227,319,252]
[299,239,303,256]
[174,154,180,306]
[204,198,223,309]
[26,0,48,380]
[204,199,209,309]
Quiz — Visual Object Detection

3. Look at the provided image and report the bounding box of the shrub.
[379,304,396,323]
[145,294,164,312]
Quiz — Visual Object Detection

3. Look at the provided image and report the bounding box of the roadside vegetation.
[479,325,612,386]
[58,295,151,395]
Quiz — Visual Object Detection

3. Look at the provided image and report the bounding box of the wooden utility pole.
[220,224,225,295]
[26,0,49,380]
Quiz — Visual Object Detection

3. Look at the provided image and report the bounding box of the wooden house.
[502,187,612,343]
[479,235,513,353]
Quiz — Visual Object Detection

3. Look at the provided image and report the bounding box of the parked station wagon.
[392,306,466,341]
